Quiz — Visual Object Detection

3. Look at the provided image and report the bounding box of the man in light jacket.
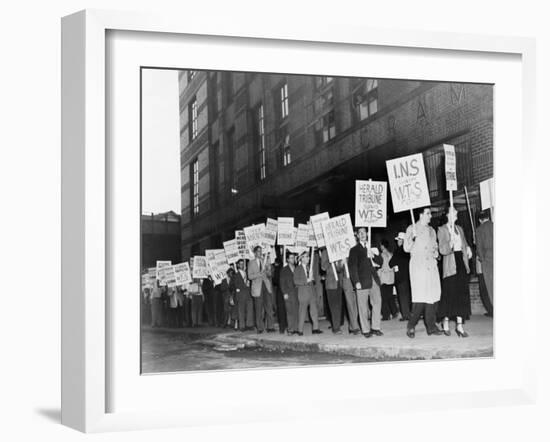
[247,245,275,333]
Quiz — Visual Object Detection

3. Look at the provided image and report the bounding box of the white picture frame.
[61,9,537,433]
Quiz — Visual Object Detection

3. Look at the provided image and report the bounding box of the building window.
[257,104,266,180]
[211,142,220,208]
[315,76,333,90]
[282,133,291,166]
[280,82,289,119]
[353,78,378,121]
[315,110,336,144]
[192,158,199,215]
[189,97,198,141]
[314,88,334,114]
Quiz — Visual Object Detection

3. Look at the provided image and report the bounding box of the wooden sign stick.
[368,226,371,252]
[449,189,455,232]
[344,262,350,279]
[367,178,372,252]
[464,185,476,245]
[410,209,416,237]
[331,262,339,281]
[309,246,314,279]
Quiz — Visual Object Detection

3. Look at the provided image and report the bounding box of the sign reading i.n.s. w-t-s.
[385,153,431,213]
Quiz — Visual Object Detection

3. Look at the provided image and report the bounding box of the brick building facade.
[178,70,493,261]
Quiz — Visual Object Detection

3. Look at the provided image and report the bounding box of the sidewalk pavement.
[214,314,494,361]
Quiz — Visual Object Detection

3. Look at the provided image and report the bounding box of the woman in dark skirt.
[437,206,473,337]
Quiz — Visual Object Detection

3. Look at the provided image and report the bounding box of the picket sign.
[155,260,172,280]
[223,239,240,265]
[191,256,208,279]
[277,217,295,246]
[310,212,330,247]
[386,153,431,238]
[355,179,387,228]
[355,178,388,253]
[235,230,248,260]
[264,218,278,247]
[480,177,494,220]
[321,213,355,281]
[244,224,265,258]
[164,266,177,288]
[156,267,168,286]
[444,144,457,231]
[173,262,192,286]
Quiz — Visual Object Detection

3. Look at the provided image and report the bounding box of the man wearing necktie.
[293,251,322,336]
[231,259,254,331]
[348,227,384,338]
[247,245,275,333]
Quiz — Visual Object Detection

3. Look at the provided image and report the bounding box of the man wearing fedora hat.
[389,232,412,321]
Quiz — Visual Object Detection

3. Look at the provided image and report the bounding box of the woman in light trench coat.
[403,207,443,338]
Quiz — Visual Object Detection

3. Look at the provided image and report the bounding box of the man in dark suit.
[389,232,412,321]
[294,251,322,336]
[475,210,493,316]
[220,268,235,328]
[201,277,215,326]
[279,251,299,335]
[348,227,384,338]
[231,259,254,331]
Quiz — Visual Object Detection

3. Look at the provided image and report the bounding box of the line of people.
[142,205,493,339]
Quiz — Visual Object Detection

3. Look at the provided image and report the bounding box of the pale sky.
[141,68,181,215]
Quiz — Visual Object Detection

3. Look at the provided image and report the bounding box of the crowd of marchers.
[141,205,493,339]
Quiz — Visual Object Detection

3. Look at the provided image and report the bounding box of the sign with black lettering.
[191,256,208,279]
[444,144,457,191]
[174,262,192,286]
[321,214,356,263]
[223,239,240,264]
[310,212,330,247]
[277,217,295,246]
[355,180,387,227]
[386,153,431,212]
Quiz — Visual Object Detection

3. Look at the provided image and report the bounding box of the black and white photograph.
[140,68,494,374]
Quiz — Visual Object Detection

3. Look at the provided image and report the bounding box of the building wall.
[178,71,493,258]
[141,214,181,269]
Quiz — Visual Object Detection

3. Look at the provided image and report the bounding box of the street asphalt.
[141,314,493,373]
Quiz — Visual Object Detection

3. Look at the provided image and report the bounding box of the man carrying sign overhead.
[348,227,384,338]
